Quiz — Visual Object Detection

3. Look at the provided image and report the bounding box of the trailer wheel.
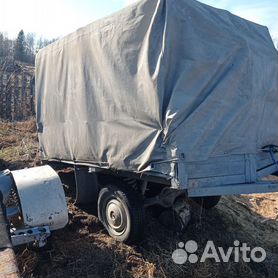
[97,184,144,244]
[191,196,221,209]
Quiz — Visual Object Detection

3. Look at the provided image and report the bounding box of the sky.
[0,0,277,44]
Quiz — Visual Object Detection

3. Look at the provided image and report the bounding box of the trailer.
[0,0,277,259]
[34,0,278,243]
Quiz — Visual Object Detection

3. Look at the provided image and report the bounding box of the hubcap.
[105,199,127,235]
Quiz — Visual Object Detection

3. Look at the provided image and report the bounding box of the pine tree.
[14,30,27,62]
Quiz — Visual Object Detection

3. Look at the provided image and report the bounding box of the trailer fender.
[11,165,68,231]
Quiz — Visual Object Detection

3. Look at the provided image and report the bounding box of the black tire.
[97,183,144,244]
[191,196,221,209]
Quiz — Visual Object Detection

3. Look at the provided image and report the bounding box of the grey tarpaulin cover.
[36,0,278,183]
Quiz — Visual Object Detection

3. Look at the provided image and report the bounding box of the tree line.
[0,30,57,65]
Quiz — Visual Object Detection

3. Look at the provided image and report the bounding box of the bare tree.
[26,33,35,55]
[0,33,4,57]
[0,32,13,59]
[36,37,58,52]
[0,31,57,64]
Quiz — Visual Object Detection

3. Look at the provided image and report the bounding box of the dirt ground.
[0,119,277,278]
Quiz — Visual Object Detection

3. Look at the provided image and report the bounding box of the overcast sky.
[0,0,277,44]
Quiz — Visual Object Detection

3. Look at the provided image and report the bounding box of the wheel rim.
[105,199,127,236]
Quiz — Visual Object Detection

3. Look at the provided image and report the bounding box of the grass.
[0,119,277,278]
[0,118,39,169]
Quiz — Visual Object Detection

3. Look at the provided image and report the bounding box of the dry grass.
[0,120,277,278]
[0,118,39,169]
[14,190,278,278]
